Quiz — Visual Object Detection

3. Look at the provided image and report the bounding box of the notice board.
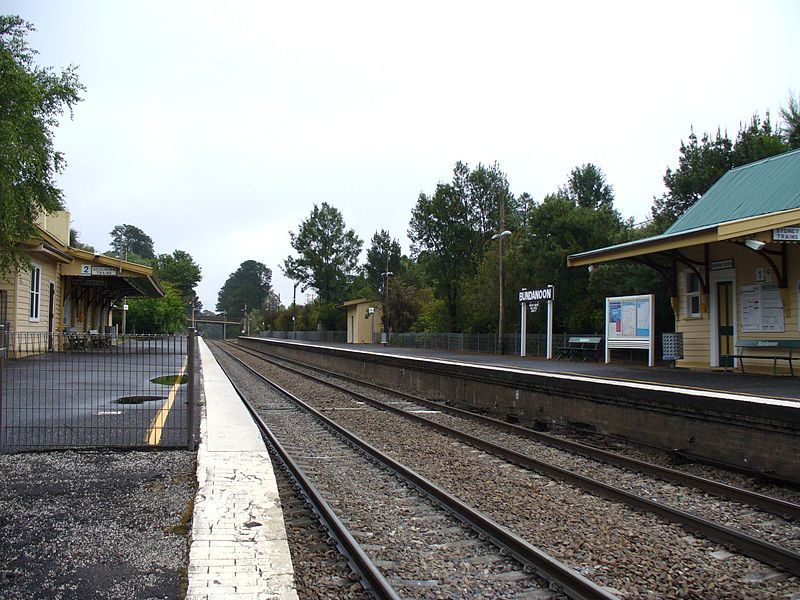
[740,283,784,333]
[605,294,655,366]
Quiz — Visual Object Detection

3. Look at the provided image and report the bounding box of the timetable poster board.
[605,294,655,366]
[740,283,784,333]
[607,296,651,338]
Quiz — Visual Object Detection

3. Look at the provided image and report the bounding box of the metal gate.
[0,327,196,452]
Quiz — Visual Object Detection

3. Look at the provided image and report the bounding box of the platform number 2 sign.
[80,264,91,276]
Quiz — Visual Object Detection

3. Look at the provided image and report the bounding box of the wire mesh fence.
[0,329,195,453]
[258,329,599,357]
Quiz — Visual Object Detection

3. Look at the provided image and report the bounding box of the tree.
[153,250,202,306]
[408,162,515,330]
[651,114,789,229]
[650,129,733,229]
[109,224,155,259]
[561,163,614,210]
[126,283,186,333]
[364,229,402,297]
[779,92,800,150]
[0,16,84,274]
[282,202,363,303]
[216,260,273,317]
[69,227,94,252]
[730,113,787,166]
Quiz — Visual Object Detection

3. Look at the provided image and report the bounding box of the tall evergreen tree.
[364,230,401,297]
[780,92,800,149]
[282,202,363,303]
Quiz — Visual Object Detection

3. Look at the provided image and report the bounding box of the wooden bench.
[556,336,602,361]
[723,339,800,376]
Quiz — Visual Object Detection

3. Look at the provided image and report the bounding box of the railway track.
[212,342,613,599]
[218,340,800,598]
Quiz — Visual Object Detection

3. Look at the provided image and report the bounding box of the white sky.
[6,0,800,310]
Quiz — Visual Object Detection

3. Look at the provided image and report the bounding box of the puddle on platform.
[115,396,167,405]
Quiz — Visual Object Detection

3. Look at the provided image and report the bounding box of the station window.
[29,265,41,321]
[685,272,701,317]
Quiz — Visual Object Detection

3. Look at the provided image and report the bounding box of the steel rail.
[232,341,800,521]
[226,341,800,577]
[215,350,400,600]
[214,342,617,600]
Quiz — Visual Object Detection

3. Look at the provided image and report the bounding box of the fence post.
[187,327,196,451]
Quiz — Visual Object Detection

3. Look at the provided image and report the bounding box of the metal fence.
[0,326,196,453]
[259,329,596,356]
[259,330,348,343]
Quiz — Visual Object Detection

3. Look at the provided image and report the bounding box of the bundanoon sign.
[519,286,554,358]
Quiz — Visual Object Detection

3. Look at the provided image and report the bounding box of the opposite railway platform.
[187,338,298,599]
[258,338,800,402]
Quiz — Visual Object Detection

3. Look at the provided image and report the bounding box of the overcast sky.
[7,1,800,310]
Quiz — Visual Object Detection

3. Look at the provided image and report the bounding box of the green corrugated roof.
[666,148,800,234]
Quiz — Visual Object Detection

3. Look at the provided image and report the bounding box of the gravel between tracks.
[214,346,554,599]
[224,343,800,599]
[0,450,195,600]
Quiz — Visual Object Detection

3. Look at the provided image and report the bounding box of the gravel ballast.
[0,450,195,600]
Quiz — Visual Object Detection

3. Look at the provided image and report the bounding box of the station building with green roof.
[569,148,800,372]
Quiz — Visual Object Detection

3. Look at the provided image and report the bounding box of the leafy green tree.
[153,250,202,305]
[507,170,626,333]
[69,228,94,252]
[779,92,800,149]
[408,162,514,330]
[216,260,273,317]
[126,282,186,333]
[282,202,363,303]
[110,224,155,259]
[560,163,615,210]
[0,16,84,274]
[385,278,422,333]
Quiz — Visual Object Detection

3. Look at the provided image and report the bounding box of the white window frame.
[29,264,42,321]
[685,271,701,318]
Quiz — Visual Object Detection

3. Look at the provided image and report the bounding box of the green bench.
[723,339,800,376]
[556,336,602,361]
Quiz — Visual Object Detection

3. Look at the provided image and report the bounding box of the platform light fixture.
[745,239,766,251]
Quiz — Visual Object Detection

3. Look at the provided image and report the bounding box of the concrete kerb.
[187,338,298,600]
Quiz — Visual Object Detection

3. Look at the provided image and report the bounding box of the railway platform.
[187,338,298,600]
[287,340,800,401]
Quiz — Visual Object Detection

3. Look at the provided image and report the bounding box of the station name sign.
[519,286,554,303]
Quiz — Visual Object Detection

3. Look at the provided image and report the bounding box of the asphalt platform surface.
[1,337,197,452]
[0,450,195,599]
[261,339,800,402]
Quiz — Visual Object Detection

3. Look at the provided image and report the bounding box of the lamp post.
[492,197,512,354]
[292,282,298,339]
[381,252,393,345]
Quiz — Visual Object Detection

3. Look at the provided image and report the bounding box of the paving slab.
[187,338,298,600]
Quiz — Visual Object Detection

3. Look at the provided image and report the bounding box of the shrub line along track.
[225,340,800,578]
[213,342,616,600]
